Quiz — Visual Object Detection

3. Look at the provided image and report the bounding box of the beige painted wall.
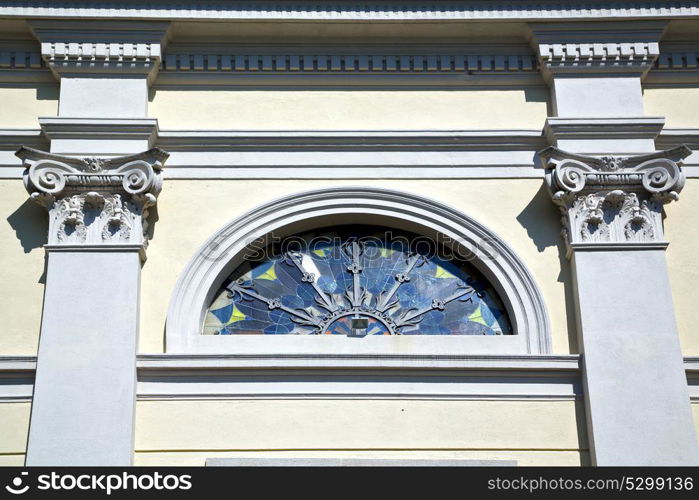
[0,180,46,355]
[0,402,30,465]
[135,399,588,466]
[0,88,56,369]
[141,178,575,354]
[4,174,696,357]
[644,88,699,128]
[664,179,699,355]
[149,89,549,130]
[0,85,58,128]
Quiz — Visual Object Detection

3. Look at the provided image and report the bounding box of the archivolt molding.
[166,187,551,355]
[540,145,691,254]
[17,146,168,258]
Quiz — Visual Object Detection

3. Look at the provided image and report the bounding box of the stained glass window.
[203,226,512,336]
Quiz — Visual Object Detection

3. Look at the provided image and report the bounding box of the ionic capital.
[17,147,169,259]
[540,145,691,254]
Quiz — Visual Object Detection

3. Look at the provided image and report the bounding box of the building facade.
[1,1,698,466]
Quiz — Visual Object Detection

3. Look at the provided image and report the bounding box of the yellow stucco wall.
[664,179,699,355]
[650,85,699,355]
[0,85,58,128]
[149,89,549,130]
[0,86,56,355]
[0,402,30,465]
[135,399,588,466]
[3,172,697,357]
[644,88,699,128]
[140,178,575,354]
[0,180,46,355]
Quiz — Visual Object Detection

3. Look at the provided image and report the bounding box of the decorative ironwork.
[224,241,477,335]
[206,228,511,337]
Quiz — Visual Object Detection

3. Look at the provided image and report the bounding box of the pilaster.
[540,145,699,465]
[20,147,168,465]
[532,19,699,465]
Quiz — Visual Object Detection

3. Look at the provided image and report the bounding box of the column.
[21,20,169,465]
[531,22,699,465]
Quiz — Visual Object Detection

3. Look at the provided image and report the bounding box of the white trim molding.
[6,354,699,403]
[205,458,518,466]
[3,128,699,179]
[0,356,35,402]
[1,2,698,22]
[687,357,699,402]
[137,353,580,401]
[544,117,666,154]
[165,186,552,355]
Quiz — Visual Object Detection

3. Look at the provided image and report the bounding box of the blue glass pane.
[204,226,512,336]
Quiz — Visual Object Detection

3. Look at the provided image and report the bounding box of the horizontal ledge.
[155,129,547,151]
[160,166,543,180]
[1,4,697,21]
[545,117,666,141]
[3,355,698,402]
[153,72,543,88]
[205,458,517,466]
[569,242,670,253]
[44,244,148,262]
[136,353,582,371]
[5,354,699,372]
[45,244,145,253]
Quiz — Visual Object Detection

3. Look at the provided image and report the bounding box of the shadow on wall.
[145,202,159,242]
[515,182,579,354]
[36,84,60,101]
[574,400,591,465]
[523,86,553,116]
[7,198,48,283]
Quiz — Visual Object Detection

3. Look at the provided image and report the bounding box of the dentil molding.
[528,21,666,80]
[1,2,699,21]
[28,20,170,82]
[540,145,691,256]
[17,146,168,260]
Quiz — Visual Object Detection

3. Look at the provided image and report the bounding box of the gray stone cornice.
[39,117,159,148]
[1,2,699,22]
[540,145,691,254]
[28,20,170,82]
[528,21,667,80]
[17,146,168,259]
[544,117,666,142]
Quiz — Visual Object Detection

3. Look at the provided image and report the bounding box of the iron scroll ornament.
[204,227,511,336]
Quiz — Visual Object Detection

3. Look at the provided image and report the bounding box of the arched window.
[166,187,550,355]
[204,225,512,337]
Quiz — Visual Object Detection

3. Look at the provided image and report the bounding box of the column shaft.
[572,248,699,465]
[26,251,141,465]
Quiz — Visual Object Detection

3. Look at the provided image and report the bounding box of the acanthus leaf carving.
[17,147,168,256]
[540,146,690,253]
